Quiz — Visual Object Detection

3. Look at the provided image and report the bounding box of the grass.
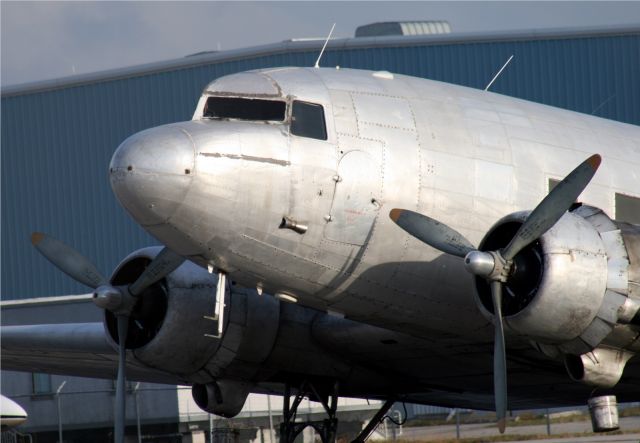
[393,408,640,442]
[377,429,629,443]
[405,406,640,429]
[508,413,588,427]
[621,407,640,417]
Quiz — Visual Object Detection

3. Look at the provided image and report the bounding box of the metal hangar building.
[2,24,639,299]
[2,23,640,442]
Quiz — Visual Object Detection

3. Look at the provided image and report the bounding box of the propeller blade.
[128,247,185,297]
[491,281,507,434]
[31,232,108,289]
[389,209,475,258]
[502,154,601,261]
[114,315,128,443]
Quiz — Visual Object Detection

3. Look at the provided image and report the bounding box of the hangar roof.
[3,25,638,98]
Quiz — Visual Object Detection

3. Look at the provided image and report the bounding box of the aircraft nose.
[109,125,195,226]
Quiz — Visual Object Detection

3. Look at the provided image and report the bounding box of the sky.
[1,1,639,87]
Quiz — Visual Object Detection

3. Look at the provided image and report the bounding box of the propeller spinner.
[31,233,184,443]
[390,154,601,433]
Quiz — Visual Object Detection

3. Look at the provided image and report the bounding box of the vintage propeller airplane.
[0,395,28,431]
[3,63,639,443]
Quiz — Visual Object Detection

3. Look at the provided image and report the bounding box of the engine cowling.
[473,205,640,385]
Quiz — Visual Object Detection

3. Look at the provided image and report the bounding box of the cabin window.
[203,97,286,121]
[291,101,327,140]
[32,372,52,394]
[616,193,640,224]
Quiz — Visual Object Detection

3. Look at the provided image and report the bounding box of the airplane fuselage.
[109,67,640,342]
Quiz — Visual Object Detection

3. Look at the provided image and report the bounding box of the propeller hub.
[92,285,123,311]
[464,251,495,277]
[93,285,138,316]
[465,250,511,283]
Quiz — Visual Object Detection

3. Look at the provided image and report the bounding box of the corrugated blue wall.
[2,32,639,299]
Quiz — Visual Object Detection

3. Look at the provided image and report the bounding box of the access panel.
[324,149,382,245]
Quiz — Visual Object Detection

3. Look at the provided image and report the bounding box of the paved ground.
[391,416,640,442]
[507,434,640,443]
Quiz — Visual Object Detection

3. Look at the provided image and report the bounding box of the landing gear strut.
[280,380,339,443]
[351,398,395,443]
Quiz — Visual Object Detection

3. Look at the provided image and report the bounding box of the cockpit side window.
[291,101,327,140]
[203,97,286,122]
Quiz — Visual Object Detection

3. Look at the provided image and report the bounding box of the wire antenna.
[485,55,514,91]
[591,93,615,116]
[314,23,336,68]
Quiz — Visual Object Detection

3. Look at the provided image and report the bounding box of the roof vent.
[355,21,451,37]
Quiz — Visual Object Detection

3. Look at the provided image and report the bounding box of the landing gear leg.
[351,399,395,443]
[279,381,339,443]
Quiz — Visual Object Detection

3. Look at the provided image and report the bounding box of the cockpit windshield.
[203,97,286,122]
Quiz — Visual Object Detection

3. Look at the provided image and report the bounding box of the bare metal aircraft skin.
[3,67,640,420]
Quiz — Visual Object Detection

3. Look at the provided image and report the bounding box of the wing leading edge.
[1,323,181,385]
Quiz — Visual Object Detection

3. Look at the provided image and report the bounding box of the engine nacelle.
[100,247,388,415]
[192,380,252,418]
[474,205,640,357]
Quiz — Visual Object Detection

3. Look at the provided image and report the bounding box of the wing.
[1,323,181,385]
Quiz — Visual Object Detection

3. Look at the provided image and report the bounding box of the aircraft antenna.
[314,23,336,68]
[591,93,616,116]
[484,54,514,91]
